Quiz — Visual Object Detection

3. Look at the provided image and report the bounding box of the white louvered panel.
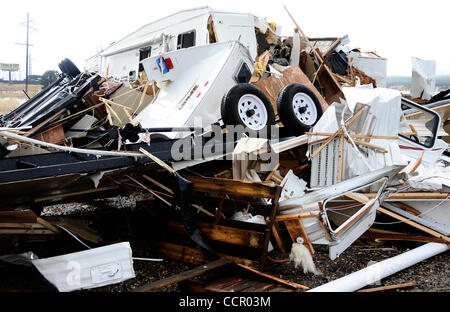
[310,138,340,189]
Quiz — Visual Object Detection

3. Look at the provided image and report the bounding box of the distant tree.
[40,70,59,88]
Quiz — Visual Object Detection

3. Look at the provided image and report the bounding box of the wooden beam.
[237,264,309,290]
[360,231,448,244]
[283,219,315,255]
[275,212,320,222]
[133,258,233,292]
[187,176,278,199]
[306,132,398,140]
[357,282,416,292]
[157,242,258,267]
[165,220,264,248]
[311,107,366,158]
[364,193,449,200]
[139,147,177,176]
[34,186,119,202]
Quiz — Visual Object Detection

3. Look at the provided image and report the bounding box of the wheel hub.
[292,92,318,126]
[237,94,268,131]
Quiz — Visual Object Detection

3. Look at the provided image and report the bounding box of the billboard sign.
[0,63,20,71]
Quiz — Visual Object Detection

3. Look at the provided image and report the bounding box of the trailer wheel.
[58,58,81,78]
[221,83,275,132]
[277,83,323,135]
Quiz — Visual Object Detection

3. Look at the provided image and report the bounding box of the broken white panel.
[232,137,269,181]
[279,170,307,202]
[348,51,387,88]
[32,242,135,292]
[66,115,98,139]
[290,31,301,66]
[406,158,450,191]
[411,57,436,100]
[383,202,450,236]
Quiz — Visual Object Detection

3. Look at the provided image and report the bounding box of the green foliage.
[40,70,59,88]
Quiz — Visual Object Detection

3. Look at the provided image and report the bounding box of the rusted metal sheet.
[253,66,329,113]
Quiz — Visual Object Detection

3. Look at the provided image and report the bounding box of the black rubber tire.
[58,58,81,78]
[221,83,275,131]
[277,83,323,135]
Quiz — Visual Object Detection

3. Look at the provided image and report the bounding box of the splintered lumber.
[165,220,265,248]
[365,193,450,200]
[360,231,448,244]
[133,258,233,292]
[275,214,315,255]
[311,107,366,158]
[306,132,398,140]
[157,242,258,267]
[139,147,177,176]
[357,282,416,292]
[283,5,342,97]
[346,137,388,153]
[377,207,450,243]
[34,186,119,203]
[407,151,424,174]
[187,176,278,199]
[237,264,309,290]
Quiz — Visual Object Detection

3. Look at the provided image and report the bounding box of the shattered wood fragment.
[139,148,177,176]
[157,242,258,267]
[311,107,366,158]
[281,218,315,255]
[357,282,416,292]
[360,231,448,244]
[237,264,309,290]
[165,220,265,248]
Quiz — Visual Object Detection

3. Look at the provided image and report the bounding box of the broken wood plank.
[311,107,366,158]
[133,258,232,292]
[158,242,258,267]
[357,282,416,292]
[34,186,119,202]
[377,206,450,243]
[393,201,422,216]
[365,193,449,200]
[271,224,286,254]
[360,232,448,244]
[165,220,264,248]
[275,212,320,222]
[283,219,315,255]
[407,151,424,175]
[187,175,278,199]
[0,223,45,229]
[139,148,177,176]
[237,263,309,290]
[306,132,398,140]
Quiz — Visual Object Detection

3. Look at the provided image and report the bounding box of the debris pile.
[0,5,448,293]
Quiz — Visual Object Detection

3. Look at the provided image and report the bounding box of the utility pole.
[25,13,29,92]
[15,13,37,93]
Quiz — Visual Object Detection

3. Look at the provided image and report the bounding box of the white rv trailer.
[85,6,324,138]
[85,6,282,82]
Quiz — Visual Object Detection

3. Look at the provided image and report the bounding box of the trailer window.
[177,30,196,49]
[139,46,152,72]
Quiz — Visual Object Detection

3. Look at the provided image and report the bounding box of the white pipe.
[308,243,449,292]
[0,130,145,158]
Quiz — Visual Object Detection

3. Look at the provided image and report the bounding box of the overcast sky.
[1,0,449,79]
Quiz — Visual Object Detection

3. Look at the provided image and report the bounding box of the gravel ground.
[1,198,448,292]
